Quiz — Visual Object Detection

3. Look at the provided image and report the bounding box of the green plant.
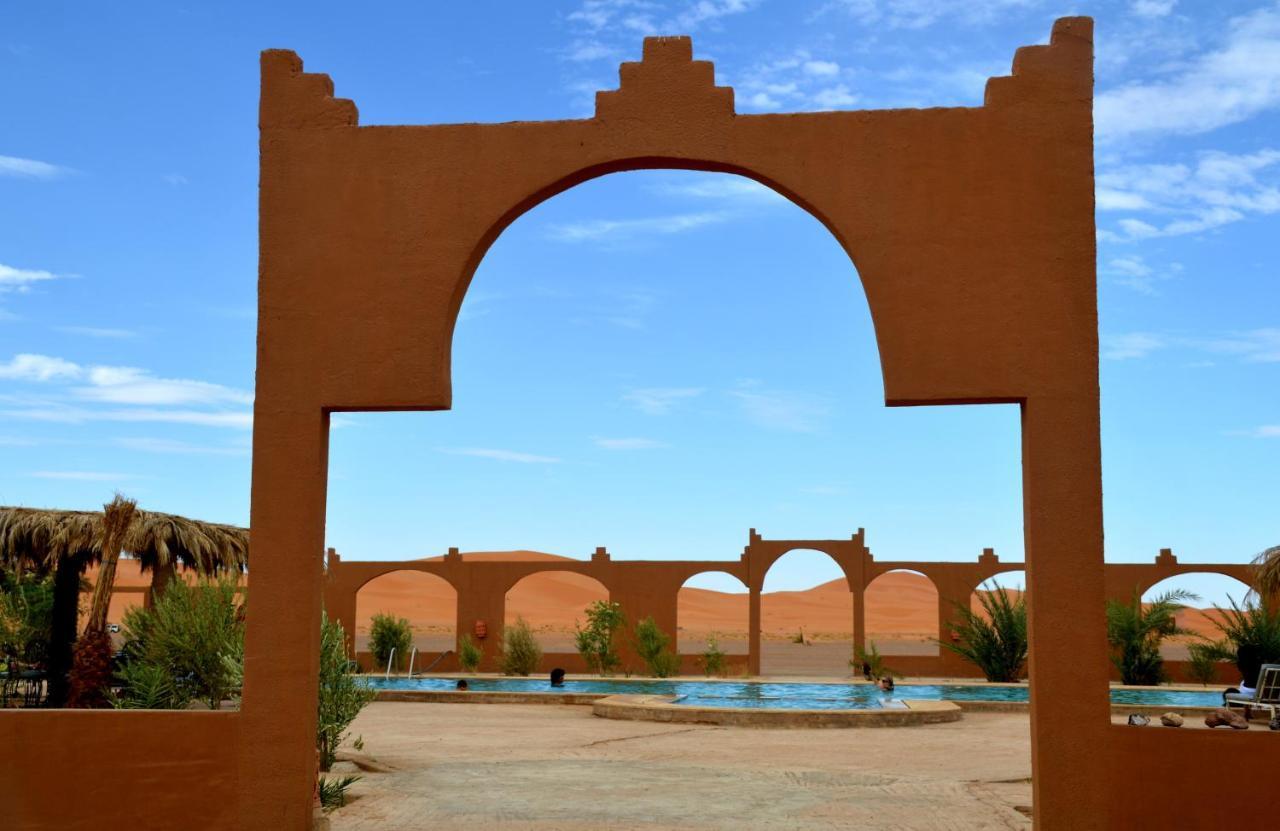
[698,635,726,676]
[1203,596,1280,683]
[0,566,55,673]
[501,617,542,676]
[368,612,412,672]
[318,774,361,811]
[114,574,244,709]
[852,640,899,681]
[1185,642,1223,686]
[632,616,680,678]
[1106,588,1196,686]
[318,611,375,771]
[940,584,1027,683]
[111,661,184,709]
[458,633,483,673]
[574,600,625,676]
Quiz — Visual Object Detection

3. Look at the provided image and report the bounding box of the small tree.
[574,600,625,676]
[1204,595,1280,683]
[1106,588,1196,686]
[0,566,55,674]
[852,640,898,680]
[1185,642,1223,686]
[632,616,680,678]
[698,635,726,676]
[940,584,1027,683]
[458,633,483,673]
[501,617,542,676]
[317,611,375,771]
[369,612,412,672]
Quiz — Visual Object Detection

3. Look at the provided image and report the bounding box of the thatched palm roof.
[0,505,248,574]
[1255,545,1280,600]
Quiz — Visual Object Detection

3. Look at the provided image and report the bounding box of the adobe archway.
[245,19,1106,829]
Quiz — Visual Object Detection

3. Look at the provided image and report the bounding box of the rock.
[1159,712,1183,727]
[1127,713,1150,726]
[1204,708,1250,730]
[328,761,360,774]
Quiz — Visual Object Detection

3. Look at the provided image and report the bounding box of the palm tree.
[1105,588,1197,686]
[940,583,1028,682]
[1252,544,1280,604]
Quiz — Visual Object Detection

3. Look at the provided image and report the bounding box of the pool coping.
[591,694,963,728]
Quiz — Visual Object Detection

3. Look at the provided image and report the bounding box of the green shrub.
[318,611,375,771]
[852,640,898,680]
[1202,596,1280,682]
[112,660,184,709]
[1185,642,1223,686]
[574,600,625,676]
[501,617,542,676]
[458,633,483,673]
[369,612,412,672]
[697,634,726,676]
[940,584,1027,683]
[632,616,680,678]
[1106,588,1195,686]
[0,566,55,672]
[114,574,244,709]
[318,774,361,811]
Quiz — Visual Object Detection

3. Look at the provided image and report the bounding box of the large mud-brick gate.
[5,16,1272,831]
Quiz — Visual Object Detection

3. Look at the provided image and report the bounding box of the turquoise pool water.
[361,677,1225,710]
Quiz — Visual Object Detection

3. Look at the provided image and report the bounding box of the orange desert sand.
[95,550,1226,644]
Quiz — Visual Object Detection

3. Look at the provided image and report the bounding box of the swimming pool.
[360,677,1225,709]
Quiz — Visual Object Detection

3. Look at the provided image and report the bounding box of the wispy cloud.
[648,174,783,203]
[733,50,859,112]
[1103,329,1280,362]
[1102,332,1167,360]
[0,263,63,294]
[1239,424,1280,438]
[114,436,249,456]
[1098,148,1280,240]
[30,471,135,482]
[438,447,561,463]
[1131,0,1176,18]
[729,386,829,432]
[547,210,732,242]
[593,436,668,449]
[0,155,70,179]
[1095,6,1280,143]
[0,354,82,381]
[819,0,1044,30]
[74,365,252,407]
[54,326,138,339]
[1102,255,1182,295]
[624,387,704,415]
[1,405,253,429]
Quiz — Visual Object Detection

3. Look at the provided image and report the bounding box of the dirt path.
[327,703,1032,830]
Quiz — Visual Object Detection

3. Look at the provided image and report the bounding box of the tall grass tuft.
[501,617,542,676]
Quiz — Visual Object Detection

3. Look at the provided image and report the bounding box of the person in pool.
[550,668,566,687]
[878,676,895,693]
[456,679,469,691]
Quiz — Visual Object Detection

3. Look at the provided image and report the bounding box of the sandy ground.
[326,703,1033,831]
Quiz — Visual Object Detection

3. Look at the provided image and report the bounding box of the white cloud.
[438,447,561,463]
[811,84,858,109]
[1131,0,1175,18]
[114,437,249,456]
[75,366,253,407]
[0,155,69,179]
[803,60,840,77]
[734,50,856,113]
[1242,425,1280,438]
[1195,329,1280,363]
[1103,255,1181,294]
[30,471,135,482]
[54,326,137,339]
[1097,148,1280,240]
[1102,332,1166,360]
[547,211,732,242]
[624,387,704,415]
[163,173,189,186]
[822,0,1043,30]
[568,0,759,35]
[0,354,81,381]
[0,263,63,294]
[593,436,668,449]
[1,405,253,429]
[1096,7,1280,142]
[729,388,829,432]
[649,174,783,203]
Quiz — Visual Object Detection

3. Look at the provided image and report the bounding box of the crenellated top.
[594,36,734,122]
[984,16,1093,108]
[260,49,359,129]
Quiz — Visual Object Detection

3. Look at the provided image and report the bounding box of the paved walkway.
[328,703,1032,830]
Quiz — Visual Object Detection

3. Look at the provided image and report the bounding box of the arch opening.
[760,549,852,677]
[1137,573,1254,662]
[354,570,458,670]
[677,570,748,660]
[504,570,610,660]
[865,568,940,658]
[969,570,1027,616]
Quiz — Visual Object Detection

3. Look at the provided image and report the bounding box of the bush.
[318,611,375,771]
[940,584,1027,683]
[1203,596,1280,684]
[318,774,361,811]
[501,617,542,676]
[1185,642,1223,686]
[369,613,412,672]
[114,574,244,709]
[458,633,483,673]
[0,566,55,672]
[632,616,680,678]
[852,640,897,680]
[1106,588,1195,686]
[697,635,726,677]
[574,600,625,676]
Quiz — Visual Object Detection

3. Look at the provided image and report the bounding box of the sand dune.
[92,552,1232,643]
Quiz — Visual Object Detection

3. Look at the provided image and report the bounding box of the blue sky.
[1,1,1276,603]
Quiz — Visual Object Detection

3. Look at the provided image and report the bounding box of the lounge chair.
[1224,663,1280,728]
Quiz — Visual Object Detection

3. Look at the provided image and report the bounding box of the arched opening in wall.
[354,571,457,671]
[505,571,610,662]
[677,571,748,665]
[1138,573,1254,663]
[969,570,1027,615]
[761,549,852,677]
[865,569,939,658]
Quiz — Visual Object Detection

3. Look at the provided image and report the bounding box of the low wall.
[2,710,241,831]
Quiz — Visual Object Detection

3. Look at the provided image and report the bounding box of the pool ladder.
[385,646,419,679]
